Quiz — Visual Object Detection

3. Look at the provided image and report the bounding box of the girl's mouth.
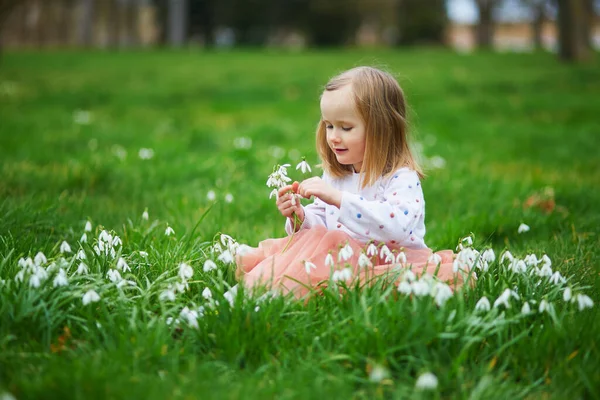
[334,148,348,154]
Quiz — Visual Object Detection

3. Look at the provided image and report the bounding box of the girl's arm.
[284,199,327,235]
[336,169,425,244]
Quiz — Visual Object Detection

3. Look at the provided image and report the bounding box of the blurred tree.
[168,0,187,46]
[0,0,25,54]
[473,0,501,48]
[397,0,447,45]
[556,0,591,61]
[308,0,361,46]
[520,0,550,49]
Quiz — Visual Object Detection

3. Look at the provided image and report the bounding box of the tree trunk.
[531,3,545,50]
[78,0,94,47]
[475,0,495,48]
[168,0,187,46]
[557,0,590,61]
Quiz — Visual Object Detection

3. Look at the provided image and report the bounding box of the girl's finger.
[277,185,293,197]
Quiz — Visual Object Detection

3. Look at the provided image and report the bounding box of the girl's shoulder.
[383,167,420,184]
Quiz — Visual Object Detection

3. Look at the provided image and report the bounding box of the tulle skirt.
[236,226,468,299]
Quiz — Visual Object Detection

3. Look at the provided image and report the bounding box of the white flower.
[165,226,175,236]
[537,263,553,277]
[112,236,122,247]
[107,269,122,283]
[398,281,412,295]
[539,299,553,314]
[82,290,100,305]
[549,271,565,285]
[325,253,335,268]
[411,280,431,297]
[576,294,594,311]
[269,189,278,199]
[138,148,154,160]
[139,251,148,258]
[521,301,531,315]
[380,245,391,259]
[500,251,514,264]
[80,233,87,243]
[332,267,353,282]
[358,253,372,269]
[76,262,89,275]
[481,249,495,263]
[217,250,234,264]
[142,209,149,220]
[207,190,216,201]
[493,288,513,309]
[225,193,234,203]
[428,253,442,266]
[14,270,25,283]
[77,249,86,260]
[338,243,353,262]
[524,254,539,266]
[295,159,312,174]
[178,263,194,280]
[224,285,238,307]
[432,282,453,306]
[33,252,47,266]
[203,259,218,272]
[563,287,572,302]
[517,223,530,233]
[29,274,42,288]
[84,221,92,232]
[509,260,527,274]
[202,287,212,299]
[159,289,176,302]
[53,269,69,287]
[540,254,552,269]
[60,241,71,253]
[368,364,390,383]
[384,251,395,264]
[415,372,438,390]
[475,296,491,312]
[304,260,317,274]
[73,109,92,125]
[403,269,416,282]
[461,236,473,246]
[396,252,407,265]
[18,257,33,269]
[366,243,378,257]
[116,257,130,272]
[179,307,199,329]
[99,230,112,243]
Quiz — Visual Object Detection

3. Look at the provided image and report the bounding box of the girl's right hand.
[276,183,305,223]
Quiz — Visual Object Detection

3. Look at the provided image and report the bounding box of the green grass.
[0,49,599,399]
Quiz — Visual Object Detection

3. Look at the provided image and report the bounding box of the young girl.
[237,66,461,298]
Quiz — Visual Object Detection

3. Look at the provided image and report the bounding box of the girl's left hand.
[298,177,342,208]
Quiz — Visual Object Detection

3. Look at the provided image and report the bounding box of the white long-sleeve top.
[285,167,427,249]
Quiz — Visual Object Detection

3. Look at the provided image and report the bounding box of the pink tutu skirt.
[236,226,467,299]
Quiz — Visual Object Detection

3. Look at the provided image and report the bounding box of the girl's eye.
[326,125,333,130]
[342,127,353,132]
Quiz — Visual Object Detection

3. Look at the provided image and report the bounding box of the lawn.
[0,49,599,399]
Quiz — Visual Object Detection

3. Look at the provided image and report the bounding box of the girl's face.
[320,84,366,173]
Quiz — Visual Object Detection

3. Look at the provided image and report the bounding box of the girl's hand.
[298,177,342,208]
[276,183,305,223]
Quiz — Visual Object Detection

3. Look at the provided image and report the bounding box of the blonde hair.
[316,66,422,189]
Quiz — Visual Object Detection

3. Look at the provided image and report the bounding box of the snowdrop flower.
[563,287,572,302]
[540,254,551,269]
[178,263,194,280]
[415,372,438,390]
[338,243,353,262]
[576,294,594,311]
[84,221,92,232]
[217,250,234,264]
[403,269,416,282]
[224,285,238,307]
[138,148,154,160]
[524,254,539,267]
[142,209,149,221]
[368,364,390,383]
[366,243,378,257]
[111,236,122,247]
[80,233,88,243]
[549,271,565,285]
[304,260,317,274]
[159,289,176,302]
[225,193,234,203]
[461,236,473,246]
[539,299,553,314]
[537,263,553,277]
[332,267,353,282]
[384,251,395,264]
[517,223,530,233]
[60,241,72,253]
[82,290,100,305]
[76,262,89,275]
[475,296,491,312]
[324,253,335,268]
[481,249,495,263]
[236,244,252,257]
[379,245,391,259]
[295,158,312,174]
[203,259,218,272]
[428,253,442,266]
[34,252,47,266]
[398,281,412,295]
[179,307,199,329]
[509,260,527,274]
[411,279,431,297]
[207,190,216,201]
[107,269,122,283]
[521,302,531,315]
[358,253,372,269]
[77,249,86,260]
[493,288,513,309]
[165,226,175,236]
[116,257,130,272]
[29,274,42,288]
[432,282,453,306]
[18,257,33,269]
[99,230,112,243]
[269,189,278,200]
[139,251,148,258]
[500,251,514,264]
[202,287,212,299]
[53,269,68,287]
[14,270,25,283]
[396,252,407,265]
